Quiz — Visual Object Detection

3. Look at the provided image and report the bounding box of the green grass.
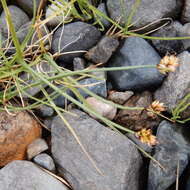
[1,0,190,172]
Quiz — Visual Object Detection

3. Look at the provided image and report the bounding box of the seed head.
[157,55,178,74]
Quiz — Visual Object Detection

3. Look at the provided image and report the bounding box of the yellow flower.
[146,100,166,118]
[157,55,179,74]
[135,129,158,146]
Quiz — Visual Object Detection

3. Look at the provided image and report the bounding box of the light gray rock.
[73,57,86,71]
[16,0,47,16]
[51,21,101,63]
[0,5,29,37]
[181,0,190,23]
[34,153,56,172]
[107,0,182,29]
[155,51,190,119]
[148,120,190,190]
[85,36,119,64]
[27,138,48,160]
[51,109,143,190]
[108,37,164,91]
[0,160,68,190]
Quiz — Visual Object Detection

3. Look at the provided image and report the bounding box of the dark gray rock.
[96,3,111,29]
[108,37,164,91]
[36,105,54,118]
[151,21,184,56]
[148,120,190,190]
[34,153,56,172]
[106,0,182,29]
[51,109,143,190]
[16,0,47,16]
[85,36,119,64]
[19,60,55,98]
[0,5,29,37]
[0,160,68,190]
[181,0,190,23]
[51,22,101,63]
[155,51,190,119]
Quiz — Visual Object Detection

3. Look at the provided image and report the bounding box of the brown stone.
[116,91,160,131]
[0,111,41,166]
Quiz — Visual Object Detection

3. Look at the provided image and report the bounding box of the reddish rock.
[0,111,41,166]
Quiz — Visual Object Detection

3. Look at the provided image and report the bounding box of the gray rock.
[108,37,164,91]
[19,60,55,98]
[181,0,190,23]
[51,109,143,190]
[27,138,48,160]
[106,0,182,29]
[16,0,47,16]
[85,36,119,64]
[0,160,68,190]
[148,120,190,190]
[36,105,54,118]
[179,22,190,51]
[0,5,29,37]
[155,51,190,119]
[151,21,184,55]
[34,153,56,172]
[51,21,101,63]
[108,91,134,104]
[96,3,111,29]
[45,0,71,27]
[73,57,86,71]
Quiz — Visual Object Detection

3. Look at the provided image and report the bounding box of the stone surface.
[151,21,184,56]
[0,5,29,38]
[148,120,190,190]
[16,0,47,16]
[51,109,143,190]
[108,91,134,105]
[73,57,86,71]
[116,91,160,131]
[27,138,48,160]
[46,0,71,27]
[34,153,56,172]
[19,60,55,98]
[181,0,190,23]
[0,160,68,190]
[108,37,164,91]
[96,3,111,29]
[107,0,182,29]
[36,104,54,118]
[52,21,101,63]
[155,51,190,119]
[86,97,117,120]
[85,36,119,64]
[0,111,41,166]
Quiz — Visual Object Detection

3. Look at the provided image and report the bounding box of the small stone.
[27,138,48,160]
[0,111,41,166]
[85,36,119,64]
[108,37,164,91]
[16,0,47,16]
[52,21,101,63]
[45,0,71,27]
[19,60,55,98]
[0,5,29,37]
[51,109,143,190]
[0,160,68,190]
[155,51,190,119]
[36,104,54,118]
[116,91,160,131]
[148,120,190,190]
[86,97,117,120]
[108,91,134,104]
[44,118,53,130]
[107,0,182,29]
[34,153,56,172]
[181,0,190,23]
[73,57,86,71]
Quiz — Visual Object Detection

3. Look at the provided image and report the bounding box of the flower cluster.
[157,55,179,74]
